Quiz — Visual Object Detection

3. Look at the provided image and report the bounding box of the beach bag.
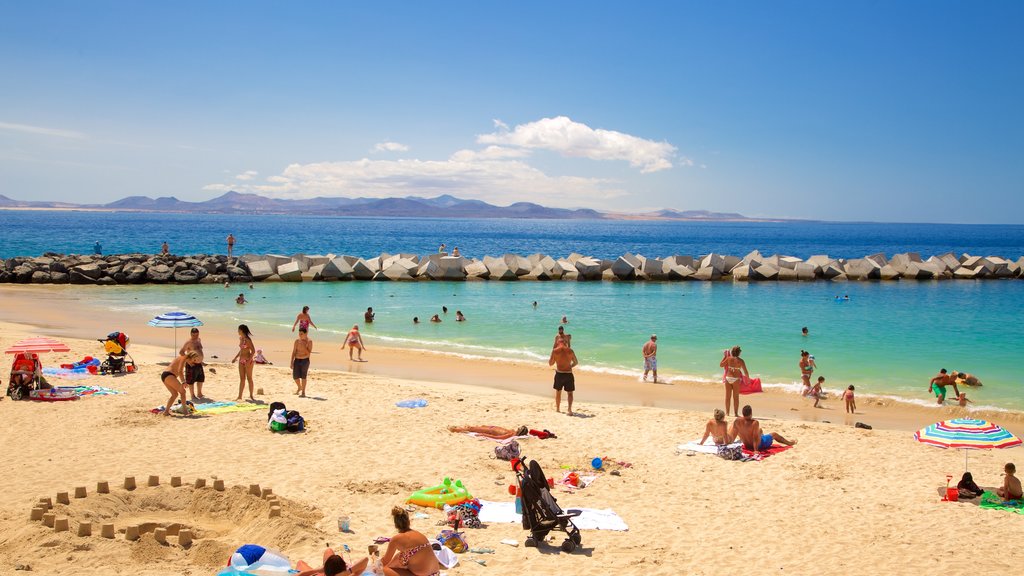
[269,408,288,432]
[285,410,305,432]
[438,529,468,554]
[717,444,744,461]
[494,440,521,461]
[267,401,286,422]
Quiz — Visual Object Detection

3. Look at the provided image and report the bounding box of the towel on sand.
[979,491,1024,514]
[463,432,530,445]
[678,440,791,461]
[477,500,628,531]
[150,401,264,415]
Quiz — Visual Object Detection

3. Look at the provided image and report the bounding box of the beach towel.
[979,491,1024,514]
[678,440,790,461]
[739,375,762,395]
[463,432,530,445]
[31,385,123,400]
[149,400,263,415]
[742,444,791,460]
[476,500,628,531]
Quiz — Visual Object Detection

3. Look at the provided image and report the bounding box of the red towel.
[741,444,791,460]
[739,375,762,395]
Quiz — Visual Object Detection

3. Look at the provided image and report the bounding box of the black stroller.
[513,456,582,552]
[98,332,136,375]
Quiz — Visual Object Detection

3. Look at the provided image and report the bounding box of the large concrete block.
[730,264,752,282]
[693,266,721,281]
[865,252,888,267]
[806,255,833,271]
[423,257,466,280]
[381,261,417,280]
[321,257,354,280]
[879,265,900,280]
[777,267,799,281]
[277,261,303,282]
[287,254,311,272]
[665,255,695,269]
[306,254,330,268]
[663,262,695,280]
[301,264,325,281]
[574,257,602,280]
[843,259,875,280]
[484,256,517,280]
[794,262,817,281]
[752,263,779,280]
[722,255,742,272]
[611,255,640,280]
[641,257,666,279]
[777,256,803,270]
[742,250,764,265]
[247,260,275,281]
[700,253,725,273]
[503,254,531,276]
[936,253,960,270]
[351,259,376,280]
[465,260,490,279]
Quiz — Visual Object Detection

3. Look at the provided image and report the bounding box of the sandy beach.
[0,287,1023,575]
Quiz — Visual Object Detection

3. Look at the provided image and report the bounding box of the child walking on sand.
[841,385,856,413]
[810,376,824,408]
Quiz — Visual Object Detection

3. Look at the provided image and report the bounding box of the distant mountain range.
[0,191,761,221]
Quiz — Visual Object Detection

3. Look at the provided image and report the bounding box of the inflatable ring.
[407,477,471,509]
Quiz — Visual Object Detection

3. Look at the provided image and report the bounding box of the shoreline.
[2,285,1018,431]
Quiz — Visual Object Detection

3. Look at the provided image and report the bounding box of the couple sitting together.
[699,405,797,452]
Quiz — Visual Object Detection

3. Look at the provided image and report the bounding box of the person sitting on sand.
[344,325,366,361]
[928,368,961,404]
[448,425,529,439]
[295,547,368,576]
[997,463,1023,500]
[699,409,732,446]
[292,305,317,332]
[957,472,985,499]
[381,506,441,576]
[160,350,200,416]
[455,310,466,322]
[731,405,797,452]
[430,314,442,323]
[236,293,247,305]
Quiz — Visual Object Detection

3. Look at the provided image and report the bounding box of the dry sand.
[0,290,1022,575]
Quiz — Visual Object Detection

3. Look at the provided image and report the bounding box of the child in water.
[841,385,856,414]
[958,393,973,408]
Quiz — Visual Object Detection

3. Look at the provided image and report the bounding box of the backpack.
[267,402,287,422]
[269,409,288,432]
[494,440,521,461]
[285,410,305,432]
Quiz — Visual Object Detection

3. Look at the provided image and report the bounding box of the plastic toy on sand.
[407,477,471,509]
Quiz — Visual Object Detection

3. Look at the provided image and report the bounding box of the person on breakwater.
[438,243,446,254]
[720,346,748,418]
[231,324,257,401]
[226,233,235,258]
[292,305,317,332]
[93,240,102,255]
[642,334,658,383]
[291,327,313,397]
[161,241,169,255]
[549,340,578,416]
[344,325,366,361]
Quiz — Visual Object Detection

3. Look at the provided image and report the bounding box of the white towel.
[677,440,740,454]
[477,500,628,531]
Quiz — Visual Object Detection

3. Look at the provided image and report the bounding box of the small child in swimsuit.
[841,385,856,414]
[810,376,824,408]
[958,393,973,408]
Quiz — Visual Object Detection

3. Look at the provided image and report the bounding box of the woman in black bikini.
[381,506,440,576]
[161,350,199,416]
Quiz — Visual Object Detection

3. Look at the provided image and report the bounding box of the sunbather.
[699,409,732,445]
[448,425,528,439]
[295,547,368,576]
[382,506,441,576]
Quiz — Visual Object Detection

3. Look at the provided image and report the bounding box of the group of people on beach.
[411,306,465,324]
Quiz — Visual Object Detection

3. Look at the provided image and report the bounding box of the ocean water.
[1,210,1023,260]
[3,210,1023,411]
[84,278,1024,411]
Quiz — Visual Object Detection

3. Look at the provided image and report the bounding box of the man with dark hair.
[929,368,960,404]
[731,405,797,452]
[179,328,205,399]
[549,341,579,416]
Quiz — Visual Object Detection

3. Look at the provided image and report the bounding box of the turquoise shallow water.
[86,279,1024,412]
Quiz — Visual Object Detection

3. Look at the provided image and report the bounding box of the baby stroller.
[8,352,43,400]
[513,456,582,552]
[98,332,135,375]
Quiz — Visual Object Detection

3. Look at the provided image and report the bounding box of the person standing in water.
[292,306,317,332]
[642,334,658,383]
[548,341,579,416]
[291,327,313,397]
[231,325,256,401]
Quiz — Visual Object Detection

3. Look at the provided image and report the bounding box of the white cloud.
[372,141,410,153]
[478,116,678,173]
[235,170,259,181]
[0,121,86,140]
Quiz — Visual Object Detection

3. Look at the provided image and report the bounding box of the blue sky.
[1,1,1021,222]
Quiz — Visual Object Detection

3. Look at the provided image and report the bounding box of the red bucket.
[946,487,959,502]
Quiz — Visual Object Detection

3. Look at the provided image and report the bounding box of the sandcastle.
[29,474,286,546]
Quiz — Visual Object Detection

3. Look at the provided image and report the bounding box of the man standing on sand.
[731,405,797,452]
[929,368,961,404]
[642,334,658,383]
[226,233,235,258]
[179,327,205,400]
[548,341,578,416]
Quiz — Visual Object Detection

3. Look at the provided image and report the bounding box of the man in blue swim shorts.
[731,405,797,452]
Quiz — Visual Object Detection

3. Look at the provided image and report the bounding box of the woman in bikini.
[231,324,256,401]
[799,350,816,389]
[699,409,732,445]
[161,350,199,416]
[381,506,440,576]
[719,346,749,418]
[292,305,317,332]
[344,325,366,361]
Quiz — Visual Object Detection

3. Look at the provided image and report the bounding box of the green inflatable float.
[407,477,471,509]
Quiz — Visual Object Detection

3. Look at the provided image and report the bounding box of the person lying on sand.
[731,405,797,452]
[295,547,368,576]
[699,409,732,446]
[448,425,529,439]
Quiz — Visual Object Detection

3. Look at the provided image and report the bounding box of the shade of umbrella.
[5,337,71,355]
[147,311,203,355]
[914,418,1022,470]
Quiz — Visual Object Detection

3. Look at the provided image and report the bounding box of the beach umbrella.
[147,311,203,355]
[4,337,71,355]
[914,418,1022,471]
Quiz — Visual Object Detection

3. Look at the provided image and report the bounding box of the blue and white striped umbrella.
[148,312,203,356]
